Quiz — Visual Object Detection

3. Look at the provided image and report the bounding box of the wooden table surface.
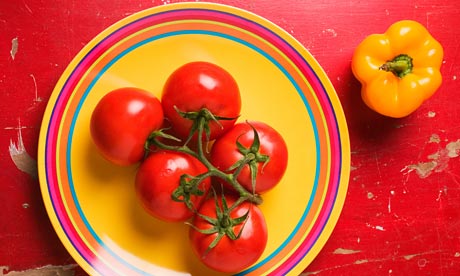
[1,0,459,275]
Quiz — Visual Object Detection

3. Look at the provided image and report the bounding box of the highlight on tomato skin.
[90,87,164,166]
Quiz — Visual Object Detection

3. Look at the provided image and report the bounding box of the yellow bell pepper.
[351,20,444,118]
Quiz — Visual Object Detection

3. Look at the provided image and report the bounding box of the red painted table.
[1,0,459,275]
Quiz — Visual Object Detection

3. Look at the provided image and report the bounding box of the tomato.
[135,150,211,222]
[90,87,164,166]
[210,121,288,194]
[189,194,267,273]
[161,61,241,141]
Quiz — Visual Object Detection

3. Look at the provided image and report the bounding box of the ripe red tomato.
[135,150,211,222]
[189,194,267,273]
[210,121,288,194]
[161,61,241,141]
[90,87,164,166]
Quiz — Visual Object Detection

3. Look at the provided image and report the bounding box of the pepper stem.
[380,54,413,78]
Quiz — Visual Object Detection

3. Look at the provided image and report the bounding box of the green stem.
[204,166,263,205]
[380,54,413,78]
[192,115,262,205]
[231,153,255,178]
[195,116,215,170]
[161,142,198,159]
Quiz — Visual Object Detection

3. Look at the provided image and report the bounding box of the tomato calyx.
[188,190,249,255]
[174,106,239,145]
[227,123,270,193]
[171,173,208,211]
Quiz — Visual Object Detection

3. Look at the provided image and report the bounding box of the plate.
[38,2,350,275]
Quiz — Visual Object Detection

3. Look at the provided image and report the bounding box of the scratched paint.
[402,137,460,179]
[8,121,38,179]
[0,265,77,276]
[365,223,386,231]
[25,74,43,112]
[10,37,18,60]
[403,250,442,260]
[333,248,361,255]
[429,133,441,143]
[367,191,374,199]
[322,28,338,37]
[302,250,448,276]
[30,74,42,103]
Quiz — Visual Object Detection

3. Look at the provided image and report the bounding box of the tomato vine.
[146,107,265,207]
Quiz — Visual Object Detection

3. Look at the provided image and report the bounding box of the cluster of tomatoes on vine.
[90,61,288,273]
